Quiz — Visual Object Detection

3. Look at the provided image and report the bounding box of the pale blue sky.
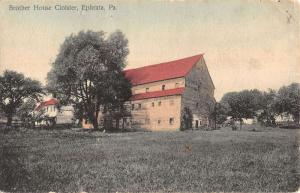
[0,0,299,100]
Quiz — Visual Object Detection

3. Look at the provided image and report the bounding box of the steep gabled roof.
[130,87,184,101]
[35,98,58,111]
[124,54,203,86]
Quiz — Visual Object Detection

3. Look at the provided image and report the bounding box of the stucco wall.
[82,95,182,131]
[130,95,182,131]
[132,77,185,94]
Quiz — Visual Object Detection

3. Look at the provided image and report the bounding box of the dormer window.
[162,85,165,90]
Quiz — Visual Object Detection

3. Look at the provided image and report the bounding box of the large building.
[83,54,216,131]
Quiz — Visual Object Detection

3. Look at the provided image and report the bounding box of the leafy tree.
[220,89,263,129]
[16,99,36,128]
[257,89,277,126]
[274,83,300,125]
[210,102,229,128]
[16,99,46,128]
[0,70,43,126]
[47,30,131,130]
[180,107,193,130]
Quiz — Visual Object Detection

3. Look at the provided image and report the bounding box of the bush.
[231,124,238,131]
[180,107,193,131]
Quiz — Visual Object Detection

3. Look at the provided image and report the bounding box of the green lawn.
[0,127,299,192]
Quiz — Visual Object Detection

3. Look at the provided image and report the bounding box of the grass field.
[0,126,299,193]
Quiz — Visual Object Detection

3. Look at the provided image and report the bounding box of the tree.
[16,99,46,128]
[274,83,300,125]
[16,99,36,128]
[257,89,277,126]
[46,30,131,130]
[180,107,193,131]
[220,89,263,129]
[210,102,229,128]
[0,70,43,126]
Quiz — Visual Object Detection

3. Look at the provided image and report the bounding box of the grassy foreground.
[0,127,299,192]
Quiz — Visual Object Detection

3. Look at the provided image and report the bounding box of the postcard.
[0,0,299,192]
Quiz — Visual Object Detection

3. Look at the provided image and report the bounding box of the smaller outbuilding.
[35,98,74,126]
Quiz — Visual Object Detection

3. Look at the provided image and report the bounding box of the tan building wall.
[132,77,185,94]
[131,95,182,131]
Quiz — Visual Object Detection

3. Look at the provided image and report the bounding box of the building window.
[196,102,199,108]
[158,119,161,125]
[152,102,155,107]
[162,85,165,90]
[146,88,149,92]
[131,104,134,110]
[138,103,142,109]
[170,100,174,106]
[46,107,49,112]
[175,83,179,88]
[158,101,161,106]
[169,117,174,125]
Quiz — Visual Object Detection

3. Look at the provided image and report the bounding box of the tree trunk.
[87,110,98,130]
[116,118,119,130]
[6,114,13,127]
[239,119,243,130]
[294,114,300,126]
[91,117,98,130]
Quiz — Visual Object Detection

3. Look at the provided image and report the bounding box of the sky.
[0,0,299,100]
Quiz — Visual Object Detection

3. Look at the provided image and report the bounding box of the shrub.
[180,107,193,131]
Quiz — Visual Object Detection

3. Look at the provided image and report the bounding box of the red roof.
[35,98,58,111]
[130,87,184,101]
[124,54,203,86]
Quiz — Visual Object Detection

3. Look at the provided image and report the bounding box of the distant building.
[35,98,74,125]
[83,54,216,131]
